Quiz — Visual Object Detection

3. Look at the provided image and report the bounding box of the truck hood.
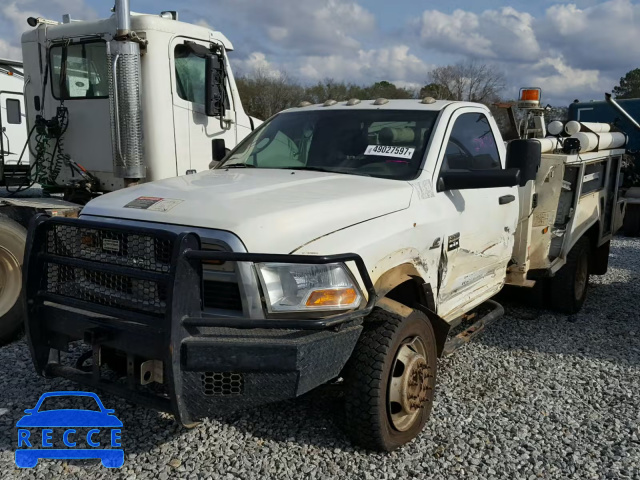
[82,169,413,253]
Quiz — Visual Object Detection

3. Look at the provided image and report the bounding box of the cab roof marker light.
[160,11,178,20]
[298,101,313,108]
[421,97,436,104]
[346,98,361,106]
[323,99,338,107]
[374,98,389,105]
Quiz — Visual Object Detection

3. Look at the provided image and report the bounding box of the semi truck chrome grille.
[45,224,173,273]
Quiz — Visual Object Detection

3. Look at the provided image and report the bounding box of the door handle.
[499,195,515,205]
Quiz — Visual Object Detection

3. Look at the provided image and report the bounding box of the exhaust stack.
[115,0,131,37]
[108,0,146,182]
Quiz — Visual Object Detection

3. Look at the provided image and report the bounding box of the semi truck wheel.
[0,217,27,344]
[343,307,437,451]
[549,237,590,314]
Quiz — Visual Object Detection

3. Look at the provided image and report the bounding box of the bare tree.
[425,61,506,105]
[236,67,305,120]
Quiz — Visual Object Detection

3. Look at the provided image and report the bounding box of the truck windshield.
[219,109,439,180]
[50,41,109,100]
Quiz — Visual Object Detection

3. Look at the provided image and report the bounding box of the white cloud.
[414,0,639,103]
[0,38,22,60]
[233,52,284,79]
[214,0,376,55]
[233,45,431,87]
[0,0,98,60]
[540,0,640,72]
[416,7,540,62]
[267,27,288,42]
[527,56,605,98]
[195,19,214,30]
[297,46,432,84]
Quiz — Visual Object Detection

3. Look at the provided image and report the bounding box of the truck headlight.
[256,263,363,313]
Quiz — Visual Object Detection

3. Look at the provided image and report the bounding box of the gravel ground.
[1,237,639,479]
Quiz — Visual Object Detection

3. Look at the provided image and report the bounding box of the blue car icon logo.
[15,391,124,468]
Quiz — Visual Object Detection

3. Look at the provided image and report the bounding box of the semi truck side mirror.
[205,53,226,118]
[209,139,227,168]
[506,139,541,187]
[437,169,520,192]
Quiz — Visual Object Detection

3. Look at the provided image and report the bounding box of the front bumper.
[23,216,374,425]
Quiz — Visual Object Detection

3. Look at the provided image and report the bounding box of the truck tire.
[623,204,640,237]
[343,307,437,451]
[0,216,27,344]
[549,237,590,314]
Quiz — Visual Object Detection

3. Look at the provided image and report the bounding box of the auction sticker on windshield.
[364,145,415,159]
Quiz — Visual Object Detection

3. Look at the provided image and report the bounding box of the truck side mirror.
[437,169,520,192]
[210,139,227,168]
[506,139,541,187]
[205,53,226,118]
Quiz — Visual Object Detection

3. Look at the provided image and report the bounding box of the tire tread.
[343,309,407,450]
[549,237,590,314]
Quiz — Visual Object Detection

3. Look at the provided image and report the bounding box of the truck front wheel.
[0,217,26,344]
[549,237,590,314]
[343,307,437,451]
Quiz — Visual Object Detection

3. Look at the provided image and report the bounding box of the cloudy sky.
[0,0,637,105]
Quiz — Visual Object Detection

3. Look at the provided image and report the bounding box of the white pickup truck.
[23,93,626,450]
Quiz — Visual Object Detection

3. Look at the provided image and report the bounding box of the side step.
[442,299,504,356]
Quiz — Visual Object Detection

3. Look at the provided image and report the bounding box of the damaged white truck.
[23,89,627,450]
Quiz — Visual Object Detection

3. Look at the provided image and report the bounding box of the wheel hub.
[388,337,432,431]
[0,245,22,318]
[400,355,429,413]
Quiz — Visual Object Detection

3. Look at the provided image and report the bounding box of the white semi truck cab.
[0,0,258,341]
[22,92,627,451]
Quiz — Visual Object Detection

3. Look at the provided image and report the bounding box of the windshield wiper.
[287,167,371,177]
[222,163,256,169]
[287,167,339,173]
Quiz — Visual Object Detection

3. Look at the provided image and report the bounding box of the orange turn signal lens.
[306,288,358,308]
[520,88,540,102]
[202,259,224,265]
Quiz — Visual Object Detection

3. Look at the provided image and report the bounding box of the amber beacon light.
[518,88,542,109]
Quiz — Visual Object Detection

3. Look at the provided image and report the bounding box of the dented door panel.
[435,187,517,320]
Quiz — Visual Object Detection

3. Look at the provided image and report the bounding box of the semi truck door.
[0,92,27,165]
[171,39,236,175]
[45,41,114,188]
[435,110,518,319]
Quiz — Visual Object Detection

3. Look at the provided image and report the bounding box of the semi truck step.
[442,300,504,356]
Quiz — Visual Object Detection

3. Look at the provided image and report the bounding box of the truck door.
[434,110,518,319]
[45,41,114,187]
[0,92,27,165]
[171,39,236,175]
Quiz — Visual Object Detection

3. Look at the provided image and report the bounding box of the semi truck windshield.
[50,41,109,100]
